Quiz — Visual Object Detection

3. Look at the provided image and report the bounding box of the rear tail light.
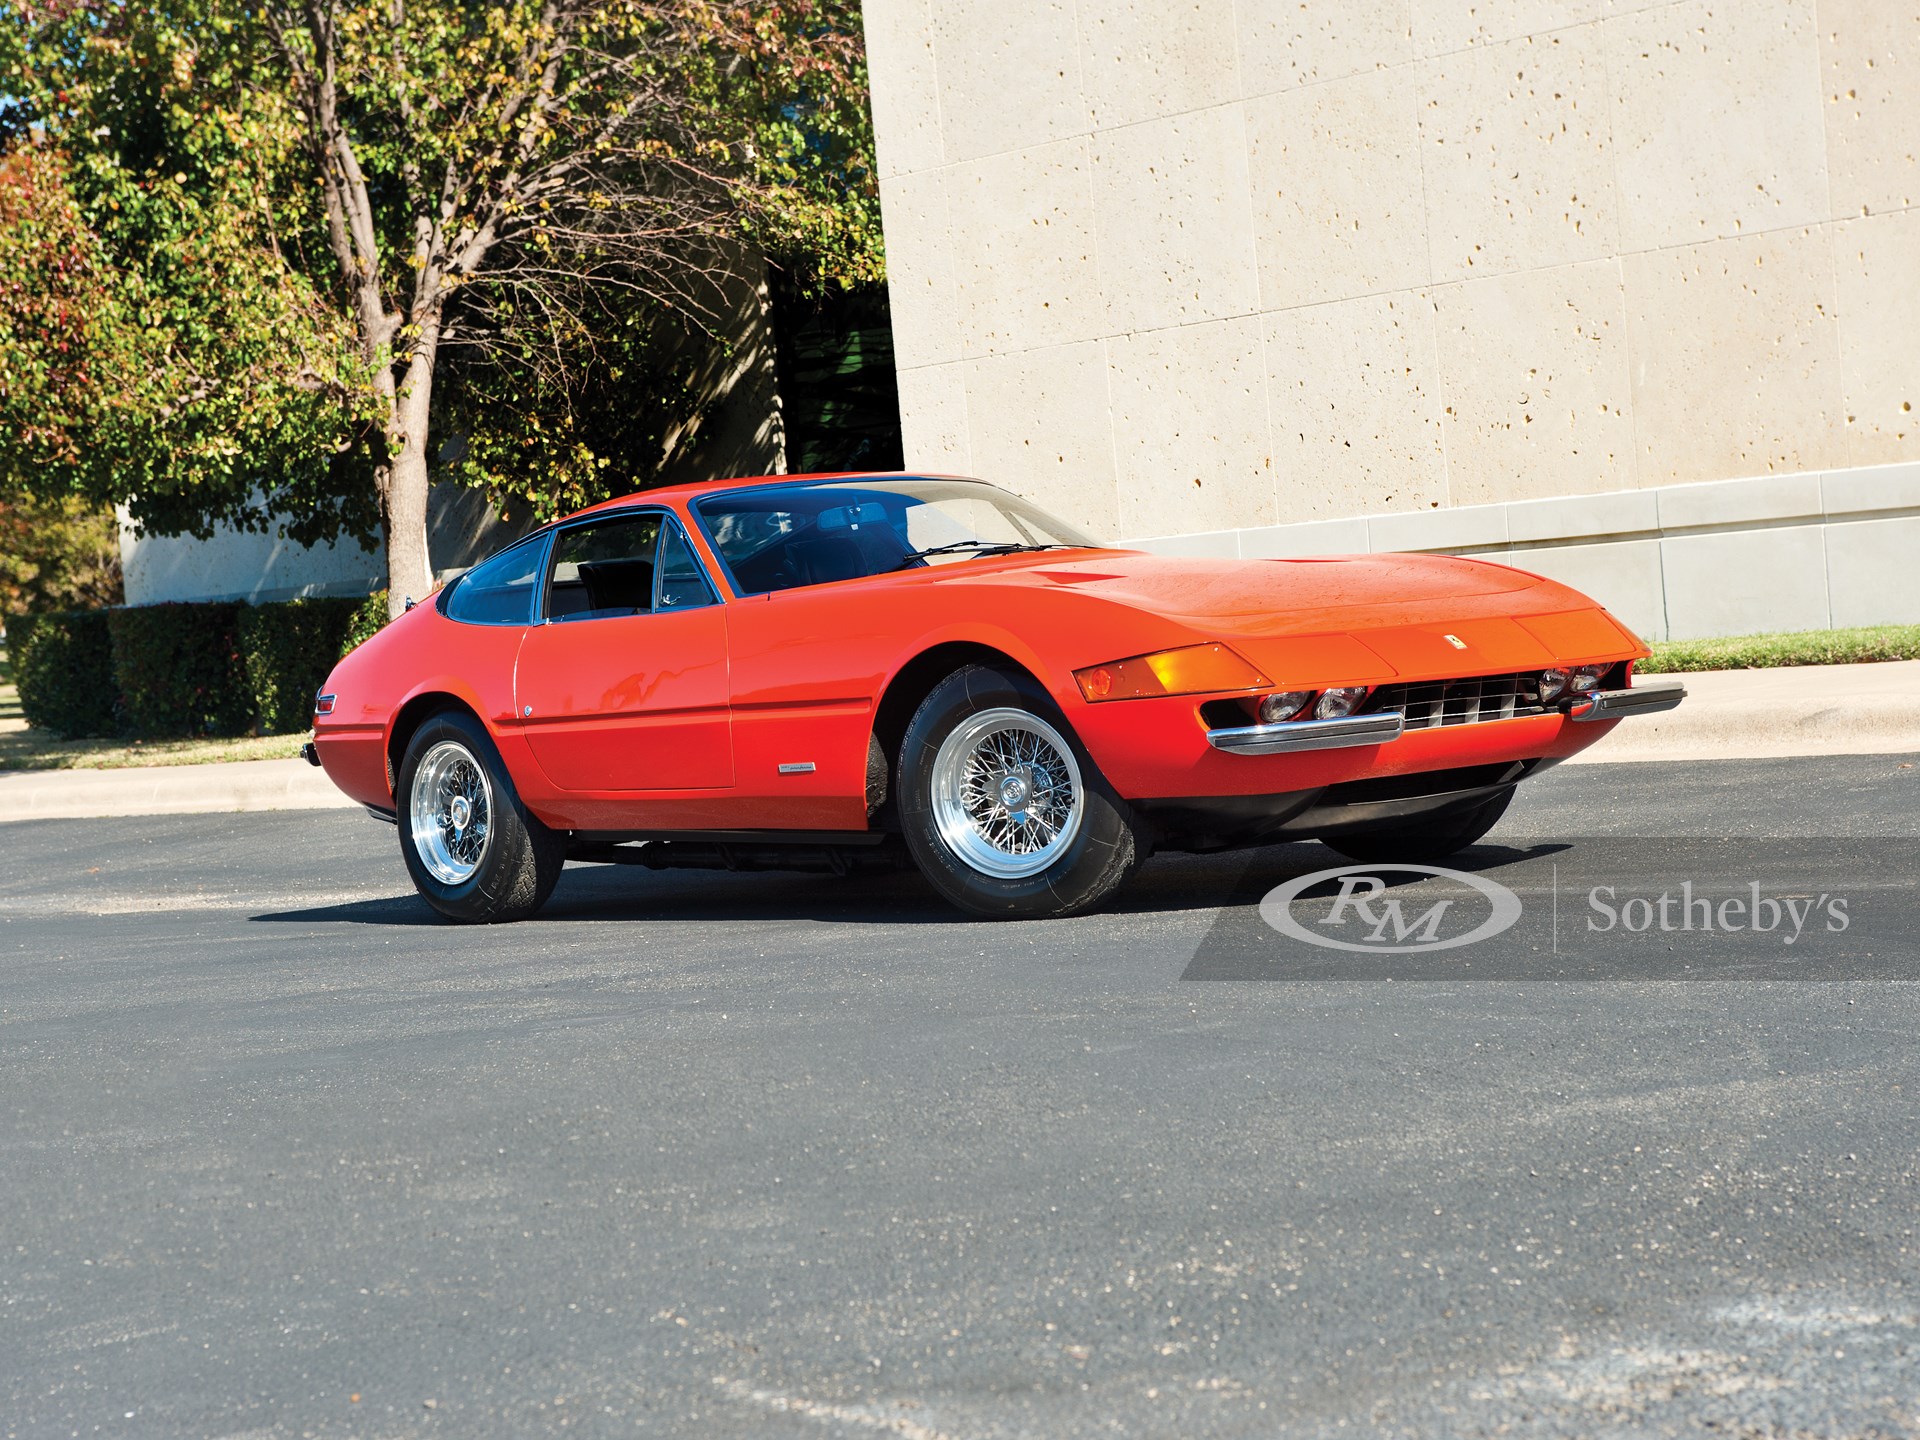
[1075,644,1270,702]
[314,692,337,716]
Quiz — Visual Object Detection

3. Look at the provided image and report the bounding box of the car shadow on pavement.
[1110,840,1571,912]
[246,843,1562,929]
[248,865,963,928]
[249,893,448,926]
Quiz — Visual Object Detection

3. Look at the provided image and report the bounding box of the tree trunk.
[383,328,439,619]
[384,446,433,619]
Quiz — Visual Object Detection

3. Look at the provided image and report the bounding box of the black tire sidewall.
[897,666,1141,919]
[397,710,562,922]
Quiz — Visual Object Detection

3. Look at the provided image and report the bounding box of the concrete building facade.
[863,0,1920,638]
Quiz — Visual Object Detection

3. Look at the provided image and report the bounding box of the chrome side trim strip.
[1566,679,1687,722]
[1207,711,1406,756]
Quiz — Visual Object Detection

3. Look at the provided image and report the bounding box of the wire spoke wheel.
[409,739,494,886]
[929,707,1085,879]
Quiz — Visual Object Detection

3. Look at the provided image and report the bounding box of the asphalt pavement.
[3,754,1919,1438]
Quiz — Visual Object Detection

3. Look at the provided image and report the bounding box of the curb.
[2,662,1917,822]
[1561,658,1920,764]
[0,757,357,822]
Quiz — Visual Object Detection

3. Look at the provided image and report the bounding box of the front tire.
[898,666,1145,919]
[397,709,564,923]
[1319,787,1515,864]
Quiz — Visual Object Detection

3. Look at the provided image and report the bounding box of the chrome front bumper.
[1205,678,1686,754]
[1207,711,1406,756]
[1565,678,1686,721]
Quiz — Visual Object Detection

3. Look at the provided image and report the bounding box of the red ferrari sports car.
[307,473,1684,921]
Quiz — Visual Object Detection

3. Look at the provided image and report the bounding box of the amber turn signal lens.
[1074,643,1271,702]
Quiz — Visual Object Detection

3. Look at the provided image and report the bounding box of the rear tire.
[1319,787,1515,865]
[898,665,1145,919]
[397,709,565,923]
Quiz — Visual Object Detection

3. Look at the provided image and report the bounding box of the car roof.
[563,471,982,522]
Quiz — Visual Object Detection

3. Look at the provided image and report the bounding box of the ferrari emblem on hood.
[1444,633,1469,649]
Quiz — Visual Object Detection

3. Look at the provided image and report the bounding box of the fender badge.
[1443,634,1468,650]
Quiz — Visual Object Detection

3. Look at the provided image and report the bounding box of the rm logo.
[1260,865,1523,954]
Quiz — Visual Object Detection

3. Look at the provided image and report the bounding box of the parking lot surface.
[4,754,1919,1438]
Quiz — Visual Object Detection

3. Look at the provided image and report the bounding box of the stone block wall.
[865,0,1920,636]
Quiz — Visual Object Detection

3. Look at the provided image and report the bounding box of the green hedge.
[11,592,392,741]
[11,609,119,738]
[238,597,370,735]
[108,602,252,737]
[342,590,390,655]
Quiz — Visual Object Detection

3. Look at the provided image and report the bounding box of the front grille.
[1363,672,1545,730]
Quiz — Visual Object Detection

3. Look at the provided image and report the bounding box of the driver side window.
[544,512,717,621]
[547,514,662,621]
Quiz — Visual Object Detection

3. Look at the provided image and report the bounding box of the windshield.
[692,477,1102,596]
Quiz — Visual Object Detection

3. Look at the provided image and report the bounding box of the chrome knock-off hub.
[997,771,1032,817]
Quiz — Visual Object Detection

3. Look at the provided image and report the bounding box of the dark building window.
[767,270,907,475]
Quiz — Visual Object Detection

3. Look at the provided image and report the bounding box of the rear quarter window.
[442,536,546,626]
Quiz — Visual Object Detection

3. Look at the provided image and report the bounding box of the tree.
[3,1,881,615]
[0,28,382,554]
[0,493,124,616]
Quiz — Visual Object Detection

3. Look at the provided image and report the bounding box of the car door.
[513,510,733,792]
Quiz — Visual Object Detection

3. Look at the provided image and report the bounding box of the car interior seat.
[577,558,656,614]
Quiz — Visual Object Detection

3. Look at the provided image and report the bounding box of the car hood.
[952,549,1642,679]
[997,550,1536,621]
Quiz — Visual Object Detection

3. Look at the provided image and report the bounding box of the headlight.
[1314,686,1370,719]
[1074,644,1270,702]
[1539,668,1569,703]
[1258,691,1314,724]
[1570,663,1610,693]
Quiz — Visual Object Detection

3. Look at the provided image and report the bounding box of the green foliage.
[237,597,366,734]
[0,0,887,560]
[13,589,385,742]
[0,64,380,548]
[436,303,722,527]
[733,4,886,296]
[108,601,252,737]
[0,492,124,615]
[11,609,118,738]
[341,590,390,655]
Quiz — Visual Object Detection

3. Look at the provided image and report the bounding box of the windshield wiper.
[898,540,1071,564]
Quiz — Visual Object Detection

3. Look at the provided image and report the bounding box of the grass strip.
[1641,623,1920,673]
